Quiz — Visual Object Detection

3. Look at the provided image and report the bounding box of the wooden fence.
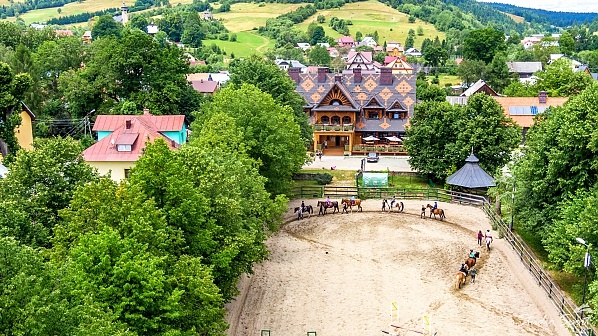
[483,204,597,336]
[289,186,488,205]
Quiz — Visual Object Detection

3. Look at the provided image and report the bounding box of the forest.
[486,2,598,28]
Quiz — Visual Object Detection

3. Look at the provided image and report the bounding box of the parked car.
[367,152,379,163]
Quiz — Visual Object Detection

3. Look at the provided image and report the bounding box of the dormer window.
[331,99,342,106]
[115,133,139,152]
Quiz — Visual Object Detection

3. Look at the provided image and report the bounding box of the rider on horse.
[469,249,476,259]
[432,201,438,211]
[301,201,306,212]
[326,196,331,207]
[350,195,355,206]
[459,263,468,277]
[391,196,396,207]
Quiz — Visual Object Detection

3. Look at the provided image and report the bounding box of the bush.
[408,16,416,23]
[218,33,229,40]
[315,173,333,185]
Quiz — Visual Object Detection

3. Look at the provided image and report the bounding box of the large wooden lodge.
[290,67,416,156]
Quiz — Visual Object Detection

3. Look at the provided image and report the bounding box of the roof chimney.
[380,67,392,85]
[317,67,329,83]
[288,67,301,84]
[125,119,132,129]
[539,91,547,104]
[353,67,362,83]
[143,108,150,115]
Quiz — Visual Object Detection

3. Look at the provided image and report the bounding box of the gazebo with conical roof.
[446,153,495,189]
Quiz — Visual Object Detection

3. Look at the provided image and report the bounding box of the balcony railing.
[352,144,407,154]
[313,124,354,132]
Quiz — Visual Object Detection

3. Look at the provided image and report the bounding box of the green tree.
[181,12,204,48]
[308,45,331,66]
[129,14,149,32]
[229,55,311,144]
[535,58,593,96]
[417,26,424,36]
[91,14,123,39]
[0,62,32,158]
[515,83,598,237]
[457,59,486,87]
[559,32,575,55]
[317,14,325,23]
[355,31,363,41]
[484,52,511,92]
[422,45,448,74]
[307,23,326,45]
[404,101,463,180]
[194,84,306,195]
[405,34,414,49]
[462,27,506,64]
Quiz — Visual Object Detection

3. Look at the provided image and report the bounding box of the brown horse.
[426,204,445,220]
[389,200,404,212]
[341,198,363,212]
[317,200,339,214]
[455,271,467,289]
[465,252,479,268]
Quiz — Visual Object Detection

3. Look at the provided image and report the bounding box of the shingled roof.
[446,153,496,188]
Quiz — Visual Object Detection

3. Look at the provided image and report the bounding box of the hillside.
[296,0,444,49]
[484,2,598,28]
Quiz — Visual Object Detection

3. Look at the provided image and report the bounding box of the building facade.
[290,67,416,155]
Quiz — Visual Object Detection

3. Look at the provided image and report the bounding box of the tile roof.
[84,113,183,162]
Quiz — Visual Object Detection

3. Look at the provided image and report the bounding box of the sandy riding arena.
[226,200,571,336]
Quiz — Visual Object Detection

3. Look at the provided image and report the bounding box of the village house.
[336,36,355,48]
[202,10,214,20]
[82,31,92,43]
[296,43,311,51]
[82,109,186,181]
[404,48,422,57]
[289,66,416,155]
[146,22,159,36]
[507,61,543,84]
[2,102,36,159]
[358,36,378,48]
[275,59,306,72]
[345,51,377,71]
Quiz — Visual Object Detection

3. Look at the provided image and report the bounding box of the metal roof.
[446,154,496,188]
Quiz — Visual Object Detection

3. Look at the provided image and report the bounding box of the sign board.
[362,173,388,187]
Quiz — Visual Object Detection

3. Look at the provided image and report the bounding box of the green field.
[296,0,444,49]
[213,3,302,32]
[17,0,193,24]
[202,31,275,58]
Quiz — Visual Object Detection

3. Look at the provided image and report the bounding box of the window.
[330,99,342,106]
[321,116,330,124]
[368,112,379,120]
[124,169,131,178]
[342,116,351,124]
[117,144,132,152]
[331,116,341,125]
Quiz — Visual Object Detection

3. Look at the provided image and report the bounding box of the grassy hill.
[297,0,443,49]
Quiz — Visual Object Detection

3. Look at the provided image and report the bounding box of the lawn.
[296,0,444,49]
[213,2,302,32]
[426,74,461,87]
[18,0,192,24]
[202,31,274,58]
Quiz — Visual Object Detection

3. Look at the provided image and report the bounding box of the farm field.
[225,200,571,336]
[213,2,302,33]
[17,0,193,24]
[202,31,275,58]
[296,0,444,49]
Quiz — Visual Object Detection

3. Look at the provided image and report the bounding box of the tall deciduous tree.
[0,62,32,158]
[308,45,331,66]
[484,52,511,93]
[0,137,97,247]
[229,55,311,144]
[457,59,486,87]
[91,15,123,39]
[194,84,306,195]
[462,27,506,64]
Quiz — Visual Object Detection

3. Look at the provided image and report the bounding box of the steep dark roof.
[446,154,496,188]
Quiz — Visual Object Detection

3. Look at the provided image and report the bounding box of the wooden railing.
[313,124,354,132]
[483,204,597,336]
[352,145,407,154]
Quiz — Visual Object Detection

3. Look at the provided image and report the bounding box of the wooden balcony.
[313,124,354,132]
[352,144,407,155]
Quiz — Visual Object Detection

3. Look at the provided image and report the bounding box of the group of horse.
[293,198,365,219]
[455,251,480,289]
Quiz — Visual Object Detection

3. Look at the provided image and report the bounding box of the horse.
[294,205,313,219]
[426,204,445,220]
[389,200,404,212]
[341,198,362,212]
[455,271,467,289]
[317,200,339,215]
[465,251,480,268]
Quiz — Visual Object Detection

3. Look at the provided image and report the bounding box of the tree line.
[0,0,78,18]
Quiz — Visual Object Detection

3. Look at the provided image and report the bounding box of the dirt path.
[225,200,570,336]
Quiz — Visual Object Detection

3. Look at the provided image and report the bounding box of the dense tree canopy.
[405,94,520,181]
[0,62,32,158]
[229,56,311,144]
[194,84,306,195]
[462,27,507,64]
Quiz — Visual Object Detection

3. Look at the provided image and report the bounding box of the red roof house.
[336,36,355,47]
[83,109,185,181]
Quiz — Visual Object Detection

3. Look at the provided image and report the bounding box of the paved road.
[303,155,414,172]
